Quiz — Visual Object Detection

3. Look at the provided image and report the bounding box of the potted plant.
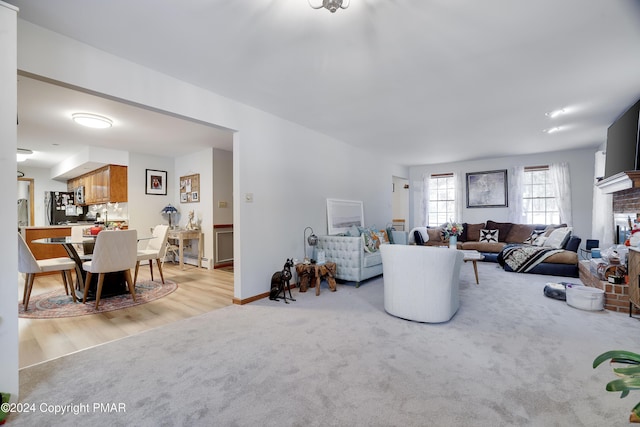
[443,221,464,249]
[593,350,640,423]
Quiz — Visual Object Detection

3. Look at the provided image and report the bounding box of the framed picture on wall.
[326,199,364,235]
[145,169,167,195]
[466,169,508,208]
[180,173,200,203]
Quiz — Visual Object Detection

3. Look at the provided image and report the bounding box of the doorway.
[17,177,34,227]
[392,176,409,231]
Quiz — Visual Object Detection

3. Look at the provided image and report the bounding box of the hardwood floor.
[17,262,234,368]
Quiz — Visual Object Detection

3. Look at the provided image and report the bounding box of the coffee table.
[460,250,484,285]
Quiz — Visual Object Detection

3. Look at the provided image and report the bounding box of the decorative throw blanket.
[498,244,564,273]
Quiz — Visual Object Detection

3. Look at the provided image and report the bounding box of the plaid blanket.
[498,244,564,273]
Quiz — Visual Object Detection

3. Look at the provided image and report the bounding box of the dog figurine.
[269,258,296,303]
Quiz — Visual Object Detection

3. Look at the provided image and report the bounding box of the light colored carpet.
[12,262,640,426]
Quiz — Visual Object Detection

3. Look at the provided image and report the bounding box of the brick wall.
[613,187,640,212]
[578,260,633,313]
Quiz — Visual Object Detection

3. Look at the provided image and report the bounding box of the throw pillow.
[413,229,425,245]
[426,227,443,242]
[346,225,361,237]
[385,227,395,244]
[533,235,547,246]
[466,223,486,241]
[545,227,573,249]
[362,230,378,253]
[479,229,499,243]
[523,230,546,245]
[486,220,513,242]
[378,230,390,245]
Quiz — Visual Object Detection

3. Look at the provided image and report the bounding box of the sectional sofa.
[415,220,581,277]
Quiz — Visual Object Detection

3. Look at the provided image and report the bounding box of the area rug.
[18,279,178,319]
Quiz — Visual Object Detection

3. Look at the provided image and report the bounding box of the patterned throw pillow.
[362,230,378,253]
[479,229,499,243]
[523,230,546,245]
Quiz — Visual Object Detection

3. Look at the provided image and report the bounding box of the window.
[428,173,456,227]
[522,166,560,224]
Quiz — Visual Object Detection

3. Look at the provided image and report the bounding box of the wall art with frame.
[180,173,200,203]
[145,169,167,195]
[466,169,508,208]
[326,199,364,235]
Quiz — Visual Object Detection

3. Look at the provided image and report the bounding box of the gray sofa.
[317,230,407,287]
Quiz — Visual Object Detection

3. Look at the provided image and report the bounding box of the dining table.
[32,234,155,301]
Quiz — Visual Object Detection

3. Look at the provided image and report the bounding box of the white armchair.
[380,244,464,323]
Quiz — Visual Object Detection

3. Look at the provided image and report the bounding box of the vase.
[449,235,457,249]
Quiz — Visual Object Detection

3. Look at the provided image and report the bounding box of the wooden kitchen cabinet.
[67,165,127,205]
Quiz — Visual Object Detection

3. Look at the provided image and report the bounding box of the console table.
[168,229,203,270]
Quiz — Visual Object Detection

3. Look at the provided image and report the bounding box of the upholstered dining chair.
[18,233,77,311]
[134,224,169,284]
[82,229,138,309]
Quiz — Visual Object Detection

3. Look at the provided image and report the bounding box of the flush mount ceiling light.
[545,108,566,119]
[544,127,562,134]
[16,148,33,162]
[72,113,113,129]
[308,0,350,13]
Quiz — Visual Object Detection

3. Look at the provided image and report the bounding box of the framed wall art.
[180,173,200,203]
[326,199,364,235]
[145,169,167,195]
[466,169,508,208]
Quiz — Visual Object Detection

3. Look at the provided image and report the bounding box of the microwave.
[75,185,85,204]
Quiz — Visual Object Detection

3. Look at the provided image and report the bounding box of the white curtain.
[550,162,572,226]
[592,151,614,246]
[453,172,463,223]
[421,173,430,226]
[508,165,525,223]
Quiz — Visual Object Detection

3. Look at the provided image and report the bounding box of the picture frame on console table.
[466,169,508,208]
[326,199,364,235]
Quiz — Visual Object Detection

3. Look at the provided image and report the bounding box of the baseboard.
[233,292,269,305]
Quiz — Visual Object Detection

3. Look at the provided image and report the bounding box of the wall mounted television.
[604,98,640,179]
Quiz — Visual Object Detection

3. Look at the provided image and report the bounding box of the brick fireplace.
[578,173,640,313]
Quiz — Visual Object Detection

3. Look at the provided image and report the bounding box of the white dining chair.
[134,224,169,284]
[70,225,92,260]
[18,233,77,311]
[82,229,138,309]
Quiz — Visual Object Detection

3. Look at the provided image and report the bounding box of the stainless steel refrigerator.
[46,191,84,225]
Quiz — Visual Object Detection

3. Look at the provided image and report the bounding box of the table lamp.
[303,226,318,263]
[161,204,178,229]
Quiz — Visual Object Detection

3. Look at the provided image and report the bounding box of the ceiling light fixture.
[16,148,33,162]
[72,113,113,129]
[545,108,566,119]
[544,127,562,134]
[308,0,350,13]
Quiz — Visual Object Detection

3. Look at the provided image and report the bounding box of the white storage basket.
[566,285,604,311]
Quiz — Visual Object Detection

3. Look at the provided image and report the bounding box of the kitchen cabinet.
[67,165,127,205]
[23,226,71,262]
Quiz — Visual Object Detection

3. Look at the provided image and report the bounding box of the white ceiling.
[9,0,640,168]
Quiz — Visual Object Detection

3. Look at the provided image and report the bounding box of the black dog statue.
[269,258,296,303]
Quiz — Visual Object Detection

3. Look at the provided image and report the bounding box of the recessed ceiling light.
[545,108,566,119]
[72,113,113,129]
[16,148,33,162]
[544,127,562,134]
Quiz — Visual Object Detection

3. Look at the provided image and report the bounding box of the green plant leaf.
[594,350,640,368]
[606,377,640,393]
[613,366,640,376]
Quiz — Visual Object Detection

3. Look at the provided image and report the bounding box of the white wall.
[18,165,68,226]
[14,18,408,302]
[408,147,597,244]
[1,0,19,402]
[213,148,233,225]
[127,152,175,238]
